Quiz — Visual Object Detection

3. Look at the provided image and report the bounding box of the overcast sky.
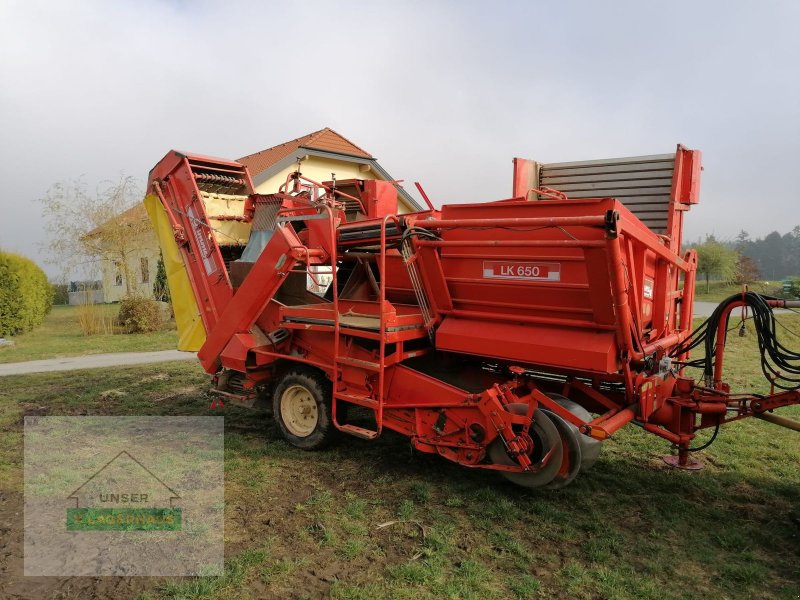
[1,0,798,278]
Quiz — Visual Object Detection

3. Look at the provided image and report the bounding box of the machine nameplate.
[482,261,561,282]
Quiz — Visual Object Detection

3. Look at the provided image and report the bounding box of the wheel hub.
[488,406,564,489]
[280,384,319,437]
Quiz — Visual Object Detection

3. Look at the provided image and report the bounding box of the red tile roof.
[238,127,373,176]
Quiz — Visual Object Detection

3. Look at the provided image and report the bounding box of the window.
[140,257,150,284]
[113,262,123,287]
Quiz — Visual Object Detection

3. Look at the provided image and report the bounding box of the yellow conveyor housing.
[144,195,206,351]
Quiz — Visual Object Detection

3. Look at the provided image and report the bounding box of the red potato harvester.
[144,145,800,488]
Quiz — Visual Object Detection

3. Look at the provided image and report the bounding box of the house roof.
[238,127,373,177]
[237,127,421,210]
[84,204,147,237]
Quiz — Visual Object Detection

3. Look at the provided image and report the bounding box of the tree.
[734,229,750,252]
[153,253,171,303]
[39,176,150,294]
[693,236,737,292]
[791,226,800,276]
[739,225,800,280]
[733,253,760,285]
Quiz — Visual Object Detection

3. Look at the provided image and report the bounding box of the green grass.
[693,280,783,302]
[1,315,799,599]
[0,304,177,363]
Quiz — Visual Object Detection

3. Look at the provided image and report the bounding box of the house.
[86,204,160,304]
[238,127,420,211]
[95,128,417,302]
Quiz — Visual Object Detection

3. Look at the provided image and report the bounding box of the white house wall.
[100,230,161,303]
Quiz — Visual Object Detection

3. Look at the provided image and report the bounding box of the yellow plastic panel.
[200,192,251,245]
[144,195,206,351]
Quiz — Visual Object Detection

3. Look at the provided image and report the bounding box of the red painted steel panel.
[436,317,618,373]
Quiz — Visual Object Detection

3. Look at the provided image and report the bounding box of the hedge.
[0,251,53,337]
[117,295,163,333]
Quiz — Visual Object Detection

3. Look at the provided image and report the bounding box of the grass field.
[0,304,177,364]
[1,316,798,599]
[693,280,784,303]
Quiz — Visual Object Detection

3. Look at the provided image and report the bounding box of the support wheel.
[273,368,335,450]
[488,404,564,489]
[541,409,582,490]
[547,393,602,472]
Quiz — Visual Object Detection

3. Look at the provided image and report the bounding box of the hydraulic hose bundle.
[672,292,800,390]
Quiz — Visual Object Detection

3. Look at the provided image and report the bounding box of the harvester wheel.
[541,409,582,489]
[547,394,602,472]
[488,404,564,489]
[273,368,335,450]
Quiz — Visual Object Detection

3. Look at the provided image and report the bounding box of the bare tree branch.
[39,175,150,290]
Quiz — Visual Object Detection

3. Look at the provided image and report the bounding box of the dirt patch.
[0,490,167,600]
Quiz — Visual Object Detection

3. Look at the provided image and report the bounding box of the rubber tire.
[273,368,335,450]
[547,393,602,472]
[488,404,564,489]
[541,409,582,490]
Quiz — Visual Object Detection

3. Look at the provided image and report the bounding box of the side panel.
[143,194,206,351]
[436,199,616,329]
[512,157,539,199]
[436,318,618,373]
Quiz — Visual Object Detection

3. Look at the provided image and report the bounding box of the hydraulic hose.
[670,292,800,390]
